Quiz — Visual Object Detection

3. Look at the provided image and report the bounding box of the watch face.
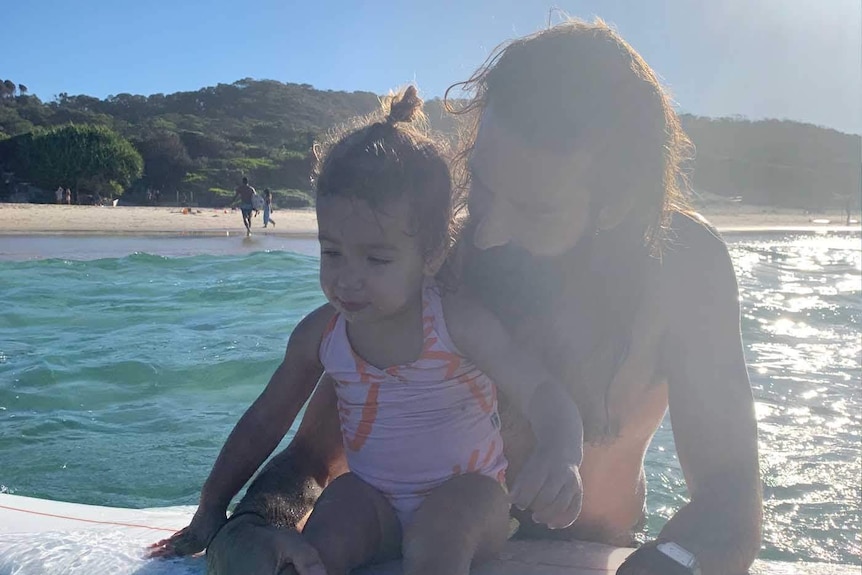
[657,541,698,569]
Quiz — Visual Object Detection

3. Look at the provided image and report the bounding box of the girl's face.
[317,195,429,324]
[468,109,595,257]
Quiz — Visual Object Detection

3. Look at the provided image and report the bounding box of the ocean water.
[0,232,859,565]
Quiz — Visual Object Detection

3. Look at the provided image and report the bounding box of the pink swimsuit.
[319,281,507,527]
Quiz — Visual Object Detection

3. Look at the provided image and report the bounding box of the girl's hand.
[147,506,227,558]
[510,442,584,529]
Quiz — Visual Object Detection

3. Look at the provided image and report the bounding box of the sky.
[2,0,860,134]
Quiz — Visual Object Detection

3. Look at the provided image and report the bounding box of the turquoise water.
[0,232,859,565]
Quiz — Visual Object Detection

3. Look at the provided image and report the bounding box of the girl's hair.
[314,86,462,260]
[445,17,693,256]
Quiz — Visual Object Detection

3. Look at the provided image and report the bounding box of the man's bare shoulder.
[660,211,733,282]
[657,210,741,328]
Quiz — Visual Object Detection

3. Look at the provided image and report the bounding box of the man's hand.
[510,442,583,529]
[148,506,227,558]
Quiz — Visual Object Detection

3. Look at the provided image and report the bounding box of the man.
[231,177,256,236]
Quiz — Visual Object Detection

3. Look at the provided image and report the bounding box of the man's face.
[468,110,597,257]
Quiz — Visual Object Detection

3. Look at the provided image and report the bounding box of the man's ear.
[597,195,637,232]
[424,246,448,276]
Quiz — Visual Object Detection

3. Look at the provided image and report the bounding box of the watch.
[657,541,702,575]
[618,539,702,575]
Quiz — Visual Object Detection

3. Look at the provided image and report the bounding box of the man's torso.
[236,184,255,204]
[487,213,716,545]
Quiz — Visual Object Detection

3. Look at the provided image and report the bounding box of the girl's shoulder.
[287,303,338,355]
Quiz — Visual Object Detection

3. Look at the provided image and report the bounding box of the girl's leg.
[302,472,402,575]
[402,474,510,575]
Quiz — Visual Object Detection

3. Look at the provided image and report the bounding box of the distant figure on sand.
[64,188,71,205]
[56,187,64,204]
[262,188,275,228]
[231,177,256,236]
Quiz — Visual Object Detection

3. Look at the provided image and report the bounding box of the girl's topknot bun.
[386,85,422,125]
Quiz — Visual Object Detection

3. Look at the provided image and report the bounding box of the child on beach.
[152,87,584,575]
[262,188,275,228]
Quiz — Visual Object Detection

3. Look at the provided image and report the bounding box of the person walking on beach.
[231,177,256,236]
[56,186,64,204]
[262,188,275,228]
[64,188,72,205]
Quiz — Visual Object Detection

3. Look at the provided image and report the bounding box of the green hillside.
[0,77,859,211]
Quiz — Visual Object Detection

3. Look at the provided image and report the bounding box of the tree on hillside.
[18,84,27,95]
[179,130,228,160]
[6,124,142,199]
[134,130,194,192]
[1,80,16,98]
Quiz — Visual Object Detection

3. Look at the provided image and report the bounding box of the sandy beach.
[0,202,858,236]
[0,203,318,236]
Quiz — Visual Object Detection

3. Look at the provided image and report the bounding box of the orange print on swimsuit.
[479,439,499,469]
[453,449,481,476]
[459,373,495,414]
[343,356,383,452]
[420,337,462,379]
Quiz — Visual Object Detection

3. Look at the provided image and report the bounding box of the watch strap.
[618,540,700,575]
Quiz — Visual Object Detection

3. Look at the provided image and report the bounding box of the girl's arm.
[150,304,334,557]
[198,305,332,511]
[443,291,584,530]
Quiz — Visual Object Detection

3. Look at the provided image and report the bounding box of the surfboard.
[0,493,856,575]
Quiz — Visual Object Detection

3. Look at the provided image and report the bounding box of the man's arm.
[444,290,584,529]
[624,225,762,575]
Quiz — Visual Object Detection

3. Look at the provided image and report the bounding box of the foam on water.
[0,530,203,575]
